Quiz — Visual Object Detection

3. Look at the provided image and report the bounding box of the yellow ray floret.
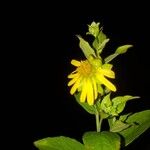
[68,59,116,105]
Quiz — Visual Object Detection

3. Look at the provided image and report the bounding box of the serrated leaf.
[34,136,84,150]
[83,131,121,150]
[77,35,96,59]
[115,45,133,54]
[101,93,112,114]
[110,120,130,132]
[111,96,139,115]
[119,110,150,146]
[119,113,132,122]
[75,93,96,114]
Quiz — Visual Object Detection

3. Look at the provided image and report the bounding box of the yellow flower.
[68,58,116,105]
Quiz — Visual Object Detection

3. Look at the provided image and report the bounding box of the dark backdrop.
[8,1,150,150]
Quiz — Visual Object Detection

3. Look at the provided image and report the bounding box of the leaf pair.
[34,110,150,149]
[34,131,121,150]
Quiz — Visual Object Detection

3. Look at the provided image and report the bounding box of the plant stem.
[99,117,103,132]
[96,112,100,132]
[95,112,103,132]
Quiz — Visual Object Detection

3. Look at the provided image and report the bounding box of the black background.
[7,1,150,150]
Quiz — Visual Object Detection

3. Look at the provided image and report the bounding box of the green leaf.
[104,45,133,63]
[104,53,119,64]
[34,136,84,150]
[98,39,110,54]
[83,131,121,150]
[108,114,132,131]
[87,21,100,37]
[110,120,130,132]
[75,93,96,114]
[93,31,109,54]
[119,113,132,122]
[115,45,133,54]
[119,110,150,146]
[111,96,139,115]
[101,93,112,114]
[77,35,96,59]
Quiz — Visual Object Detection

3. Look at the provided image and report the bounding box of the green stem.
[96,112,100,132]
[95,112,103,132]
[99,117,103,132]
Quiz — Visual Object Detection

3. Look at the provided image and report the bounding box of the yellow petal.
[68,74,80,86]
[96,74,116,92]
[98,69,115,78]
[91,77,98,99]
[68,73,79,79]
[80,79,87,103]
[86,78,94,105]
[71,59,81,67]
[70,77,82,95]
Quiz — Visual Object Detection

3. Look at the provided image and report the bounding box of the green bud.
[87,22,100,37]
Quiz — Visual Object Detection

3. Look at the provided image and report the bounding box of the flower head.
[68,57,116,105]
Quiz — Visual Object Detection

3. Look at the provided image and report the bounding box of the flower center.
[78,60,93,77]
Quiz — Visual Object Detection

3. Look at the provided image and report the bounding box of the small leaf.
[93,31,109,54]
[119,113,132,122]
[93,31,107,49]
[110,120,130,132]
[75,93,96,114]
[97,30,107,44]
[77,35,96,59]
[104,45,133,63]
[34,136,84,150]
[115,45,133,54]
[83,131,121,150]
[98,39,110,54]
[101,93,112,114]
[104,53,119,64]
[119,110,150,146]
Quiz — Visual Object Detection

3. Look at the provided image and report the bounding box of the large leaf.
[34,136,84,150]
[77,35,96,59]
[119,110,150,146]
[83,131,121,150]
[75,93,96,115]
